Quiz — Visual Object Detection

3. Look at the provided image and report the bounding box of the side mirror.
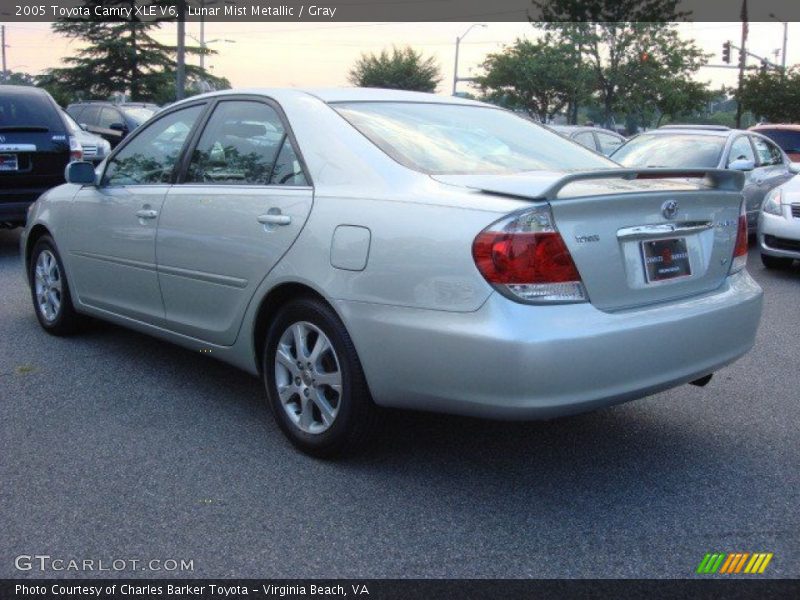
[109,122,127,133]
[728,158,755,172]
[65,161,97,185]
[789,162,800,175]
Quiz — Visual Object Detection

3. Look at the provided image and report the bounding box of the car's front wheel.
[761,253,793,269]
[263,297,381,457]
[29,235,83,336]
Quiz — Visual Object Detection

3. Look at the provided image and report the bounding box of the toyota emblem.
[661,200,679,220]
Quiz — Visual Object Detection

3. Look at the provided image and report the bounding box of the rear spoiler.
[540,168,744,201]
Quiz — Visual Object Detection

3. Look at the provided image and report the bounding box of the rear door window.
[79,105,101,127]
[186,100,307,186]
[596,131,624,155]
[573,131,597,151]
[98,107,123,129]
[728,136,755,166]
[751,136,782,166]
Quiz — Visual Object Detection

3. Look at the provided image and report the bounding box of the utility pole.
[1,26,7,82]
[735,0,748,129]
[769,13,788,74]
[176,0,186,100]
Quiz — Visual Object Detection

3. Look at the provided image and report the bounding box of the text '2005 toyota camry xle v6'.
[21,89,763,457]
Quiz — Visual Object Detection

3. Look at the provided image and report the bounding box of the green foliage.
[740,67,800,123]
[47,0,229,104]
[475,36,594,121]
[348,46,442,93]
[532,0,709,129]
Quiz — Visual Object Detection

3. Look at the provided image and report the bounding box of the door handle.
[257,213,291,226]
[135,209,158,219]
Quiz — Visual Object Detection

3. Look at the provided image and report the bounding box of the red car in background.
[749,124,800,161]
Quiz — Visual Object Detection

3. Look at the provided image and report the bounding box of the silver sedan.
[21,89,763,456]
[759,174,800,268]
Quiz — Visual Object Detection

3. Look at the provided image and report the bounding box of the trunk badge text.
[575,234,600,243]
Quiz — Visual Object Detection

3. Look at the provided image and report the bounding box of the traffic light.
[722,41,731,64]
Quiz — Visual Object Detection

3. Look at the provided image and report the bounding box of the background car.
[611,125,798,231]
[549,124,626,156]
[61,109,111,164]
[758,175,800,269]
[22,89,761,457]
[0,85,79,228]
[749,124,800,162]
[66,101,158,148]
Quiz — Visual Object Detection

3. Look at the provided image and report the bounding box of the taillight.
[730,200,748,274]
[472,204,586,303]
[69,135,83,162]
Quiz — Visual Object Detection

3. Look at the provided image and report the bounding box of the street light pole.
[176,0,186,100]
[769,13,788,73]
[1,25,7,81]
[452,23,486,96]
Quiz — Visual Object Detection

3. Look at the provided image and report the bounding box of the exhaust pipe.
[690,374,713,387]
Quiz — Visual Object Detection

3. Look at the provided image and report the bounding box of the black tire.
[29,235,84,336]
[761,253,793,270]
[263,297,381,458]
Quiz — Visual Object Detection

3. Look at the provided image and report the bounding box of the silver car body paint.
[21,88,763,420]
[758,173,800,260]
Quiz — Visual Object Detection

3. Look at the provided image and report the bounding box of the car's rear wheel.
[760,253,793,269]
[29,236,83,336]
[263,297,381,457]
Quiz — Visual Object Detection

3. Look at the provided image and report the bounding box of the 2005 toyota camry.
[21,89,763,456]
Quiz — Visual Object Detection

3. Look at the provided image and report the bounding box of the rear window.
[0,90,64,132]
[612,134,725,169]
[333,102,614,175]
[755,129,800,154]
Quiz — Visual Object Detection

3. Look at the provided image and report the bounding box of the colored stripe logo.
[696,552,773,574]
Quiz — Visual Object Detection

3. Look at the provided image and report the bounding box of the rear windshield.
[612,133,725,168]
[755,129,800,154]
[122,106,156,126]
[333,102,614,175]
[0,90,64,132]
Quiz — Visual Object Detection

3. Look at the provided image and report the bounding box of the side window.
[79,105,100,126]
[98,107,122,129]
[102,104,204,186]
[573,131,597,151]
[596,132,623,155]
[66,106,84,121]
[186,100,307,185]
[728,136,755,166]
[751,136,782,166]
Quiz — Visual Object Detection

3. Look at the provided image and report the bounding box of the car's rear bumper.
[759,210,800,259]
[336,270,762,419]
[0,188,48,225]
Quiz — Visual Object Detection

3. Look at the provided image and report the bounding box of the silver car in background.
[612,125,798,231]
[21,89,762,456]
[759,174,800,269]
[549,124,626,156]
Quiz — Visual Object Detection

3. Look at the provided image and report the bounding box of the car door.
[751,134,792,198]
[725,135,760,226]
[157,97,313,346]
[66,103,206,324]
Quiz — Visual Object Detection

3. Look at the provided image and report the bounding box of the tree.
[348,46,441,92]
[475,36,594,121]
[1,71,37,86]
[47,0,229,104]
[532,0,708,129]
[740,67,800,123]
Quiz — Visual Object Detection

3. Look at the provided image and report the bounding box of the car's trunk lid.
[434,169,744,312]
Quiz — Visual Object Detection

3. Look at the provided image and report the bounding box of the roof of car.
[173,87,488,108]
[0,84,50,96]
[750,124,800,132]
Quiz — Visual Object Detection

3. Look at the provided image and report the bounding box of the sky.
[2,20,797,95]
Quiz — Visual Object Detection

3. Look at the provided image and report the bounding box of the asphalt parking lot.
[1,226,798,579]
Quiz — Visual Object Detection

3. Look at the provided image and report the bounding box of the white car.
[759,174,800,268]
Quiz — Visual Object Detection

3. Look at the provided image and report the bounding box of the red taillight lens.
[473,231,581,284]
[69,135,83,162]
[472,205,586,304]
[730,201,748,273]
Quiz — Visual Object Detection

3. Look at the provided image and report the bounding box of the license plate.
[0,154,19,171]
[641,237,691,283]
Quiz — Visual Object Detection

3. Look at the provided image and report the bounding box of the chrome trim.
[616,221,713,241]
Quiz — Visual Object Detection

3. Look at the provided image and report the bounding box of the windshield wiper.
[0,125,50,132]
